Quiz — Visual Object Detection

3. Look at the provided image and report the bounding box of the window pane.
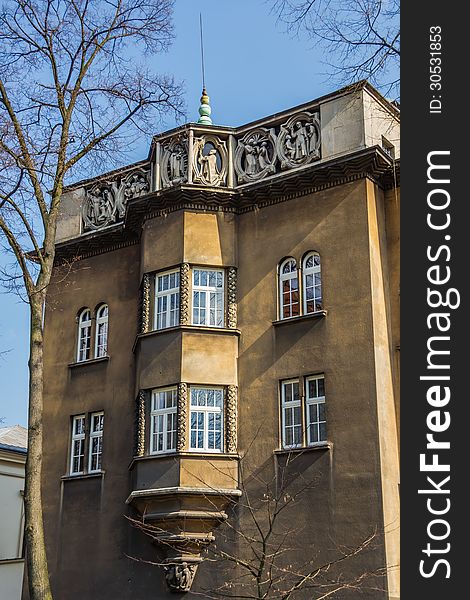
[293,382,300,401]
[306,376,326,445]
[156,272,180,331]
[193,270,224,328]
[189,388,223,452]
[207,390,215,407]
[285,407,293,426]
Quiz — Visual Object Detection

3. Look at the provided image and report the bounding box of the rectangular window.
[155,270,180,330]
[280,375,327,449]
[69,412,105,475]
[70,415,86,475]
[190,387,224,452]
[150,387,177,453]
[88,412,104,472]
[381,136,395,159]
[306,375,326,445]
[192,269,224,327]
[281,275,300,319]
[281,380,302,448]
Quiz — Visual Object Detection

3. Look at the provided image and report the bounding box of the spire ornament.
[198,87,212,125]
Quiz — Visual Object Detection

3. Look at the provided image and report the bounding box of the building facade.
[0,425,27,600]
[38,81,400,599]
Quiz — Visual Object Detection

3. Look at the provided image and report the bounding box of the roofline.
[63,81,399,193]
[0,443,27,454]
[63,158,149,193]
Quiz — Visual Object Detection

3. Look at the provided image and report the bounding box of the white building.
[0,425,27,600]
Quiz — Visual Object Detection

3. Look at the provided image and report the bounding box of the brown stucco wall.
[236,180,388,596]
[38,176,398,599]
[41,244,162,598]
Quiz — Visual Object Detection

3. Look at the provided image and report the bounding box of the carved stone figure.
[284,133,295,159]
[257,140,271,170]
[306,122,318,154]
[244,140,257,176]
[200,148,219,184]
[277,111,321,169]
[293,121,308,159]
[192,136,227,187]
[170,148,184,180]
[82,168,150,230]
[82,185,116,230]
[164,562,197,593]
[234,127,277,183]
[123,172,149,200]
[161,138,188,188]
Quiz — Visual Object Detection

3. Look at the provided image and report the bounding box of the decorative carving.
[177,383,188,451]
[276,111,321,170]
[227,267,237,329]
[140,273,151,334]
[234,128,277,183]
[120,169,150,212]
[161,137,189,188]
[164,562,198,593]
[82,184,116,230]
[179,263,190,326]
[82,169,150,230]
[192,135,228,187]
[136,390,146,457]
[226,385,238,454]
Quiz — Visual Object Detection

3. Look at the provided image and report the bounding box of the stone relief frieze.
[192,135,227,187]
[234,127,277,183]
[276,111,321,170]
[161,137,188,188]
[82,183,116,230]
[82,168,150,230]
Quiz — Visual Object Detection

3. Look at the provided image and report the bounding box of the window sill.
[61,471,105,481]
[134,325,240,352]
[272,310,327,327]
[68,356,109,368]
[274,442,331,456]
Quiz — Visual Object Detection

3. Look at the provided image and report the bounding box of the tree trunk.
[24,296,53,600]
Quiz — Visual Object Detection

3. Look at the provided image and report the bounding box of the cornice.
[54,146,398,264]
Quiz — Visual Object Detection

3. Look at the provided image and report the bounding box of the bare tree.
[270,0,400,98]
[0,2,183,598]
[128,452,387,599]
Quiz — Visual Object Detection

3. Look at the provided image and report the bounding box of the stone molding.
[226,385,238,454]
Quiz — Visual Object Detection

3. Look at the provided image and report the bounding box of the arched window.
[77,309,92,362]
[95,304,109,358]
[302,252,322,314]
[279,258,300,319]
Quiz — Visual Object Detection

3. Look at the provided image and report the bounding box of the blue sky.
[0,0,352,426]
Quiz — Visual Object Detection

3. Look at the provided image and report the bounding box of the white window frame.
[281,379,303,449]
[94,304,109,358]
[88,412,104,473]
[305,375,326,446]
[77,309,92,362]
[279,258,300,320]
[70,415,86,475]
[150,387,178,454]
[381,136,395,159]
[192,268,225,328]
[302,252,322,315]
[155,270,180,330]
[189,387,224,453]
